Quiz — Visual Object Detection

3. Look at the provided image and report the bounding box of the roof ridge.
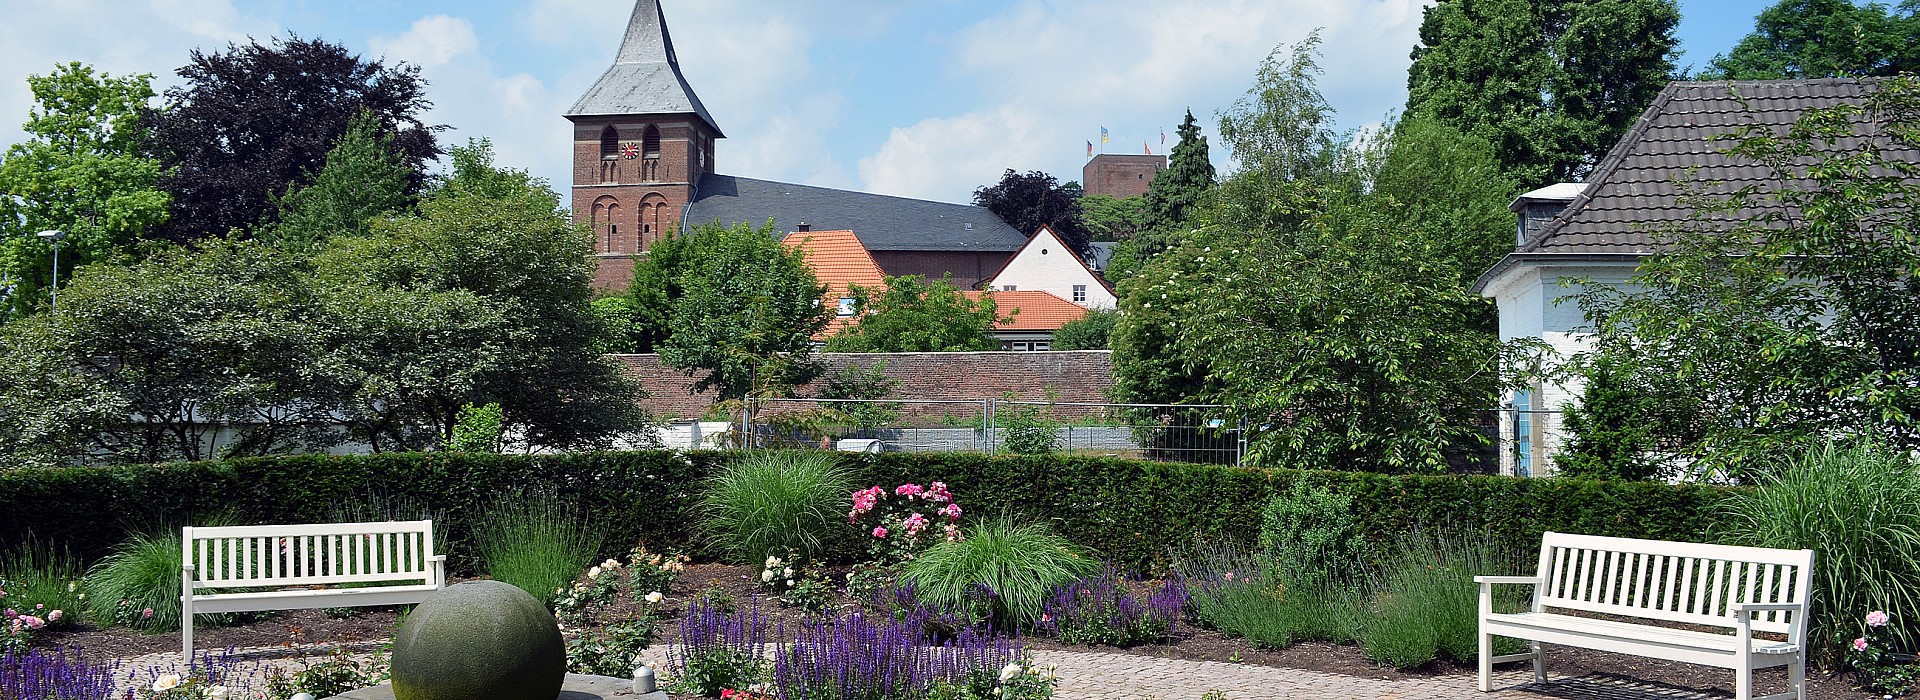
[1518,80,1683,253]
[721,174,989,209]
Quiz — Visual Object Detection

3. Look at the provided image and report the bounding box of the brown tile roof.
[782,229,887,336]
[1523,78,1891,255]
[964,290,1089,332]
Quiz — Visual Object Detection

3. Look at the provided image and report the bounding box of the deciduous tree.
[659,221,831,400]
[972,170,1092,257]
[0,63,170,316]
[1703,0,1920,79]
[824,275,1007,353]
[144,36,439,241]
[263,110,416,254]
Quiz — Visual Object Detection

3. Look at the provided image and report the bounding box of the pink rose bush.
[1847,609,1918,696]
[849,481,965,563]
[0,577,75,652]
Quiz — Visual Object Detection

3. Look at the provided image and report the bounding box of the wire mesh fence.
[738,398,1246,464]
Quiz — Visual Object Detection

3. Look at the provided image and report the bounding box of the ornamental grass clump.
[0,647,118,700]
[1360,530,1522,669]
[701,451,855,564]
[475,492,604,606]
[1037,565,1186,647]
[87,530,189,631]
[1718,440,1920,664]
[899,519,1095,631]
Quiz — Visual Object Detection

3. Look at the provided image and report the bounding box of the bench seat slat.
[189,584,440,615]
[1485,612,1800,655]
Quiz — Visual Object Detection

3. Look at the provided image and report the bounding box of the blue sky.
[0,0,1768,206]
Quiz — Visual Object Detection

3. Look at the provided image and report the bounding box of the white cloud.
[370,15,479,70]
[859,106,1057,203]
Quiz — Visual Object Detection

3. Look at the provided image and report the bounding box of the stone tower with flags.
[567,0,723,289]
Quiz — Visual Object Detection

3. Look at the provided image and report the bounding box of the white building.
[982,225,1117,309]
[1472,78,1881,476]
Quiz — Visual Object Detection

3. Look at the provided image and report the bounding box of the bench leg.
[1789,652,1805,700]
[1478,631,1493,692]
[1532,641,1546,684]
[1735,656,1753,700]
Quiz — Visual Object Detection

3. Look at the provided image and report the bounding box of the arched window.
[600,126,619,160]
[642,125,661,159]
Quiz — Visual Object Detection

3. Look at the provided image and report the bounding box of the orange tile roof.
[783,229,888,336]
[963,290,1089,332]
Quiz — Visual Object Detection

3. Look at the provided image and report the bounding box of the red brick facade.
[613,351,1115,420]
[569,116,719,292]
[1082,154,1166,198]
[869,250,1014,290]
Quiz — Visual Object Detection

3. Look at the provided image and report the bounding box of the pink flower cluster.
[4,608,46,633]
[1866,610,1890,627]
[849,481,967,558]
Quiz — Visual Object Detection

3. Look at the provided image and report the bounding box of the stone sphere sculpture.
[390,580,566,700]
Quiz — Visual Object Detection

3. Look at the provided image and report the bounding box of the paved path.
[112,643,1720,700]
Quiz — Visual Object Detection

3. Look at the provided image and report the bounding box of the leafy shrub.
[1038,565,1186,646]
[1847,609,1918,696]
[263,648,388,700]
[1051,309,1118,351]
[0,646,119,700]
[849,481,964,564]
[900,519,1096,630]
[1554,358,1663,480]
[1360,531,1521,669]
[443,402,504,453]
[627,545,689,597]
[567,618,660,677]
[667,598,769,697]
[1719,440,1920,664]
[1257,483,1369,587]
[1000,405,1061,455]
[700,451,853,564]
[475,492,603,606]
[552,558,626,625]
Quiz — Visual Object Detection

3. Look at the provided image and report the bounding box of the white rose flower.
[604,559,620,568]
[765,555,780,567]
[646,591,664,604]
[152,674,182,693]
[786,580,795,587]
[205,685,229,700]
[999,663,1022,682]
[783,567,794,578]
[588,566,602,578]
[761,570,775,583]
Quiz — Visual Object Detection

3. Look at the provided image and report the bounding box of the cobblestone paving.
[113,643,1716,700]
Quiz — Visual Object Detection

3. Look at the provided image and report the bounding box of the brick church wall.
[613,350,1115,419]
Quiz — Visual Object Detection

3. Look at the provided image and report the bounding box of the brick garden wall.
[613,350,1114,420]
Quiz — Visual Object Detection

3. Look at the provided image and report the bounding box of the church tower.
[567,0,723,289]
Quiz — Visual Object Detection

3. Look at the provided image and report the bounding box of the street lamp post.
[36,229,64,308]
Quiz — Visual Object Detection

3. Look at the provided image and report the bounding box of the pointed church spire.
[567,0,722,136]
[614,0,679,66]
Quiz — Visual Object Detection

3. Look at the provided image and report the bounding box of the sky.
[0,0,1769,207]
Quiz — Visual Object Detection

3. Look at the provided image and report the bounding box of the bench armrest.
[1733,602,1803,613]
[1474,576,1541,586]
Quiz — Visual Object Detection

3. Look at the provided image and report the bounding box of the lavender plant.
[772,609,1049,700]
[1,646,118,700]
[1037,566,1186,647]
[668,598,770,697]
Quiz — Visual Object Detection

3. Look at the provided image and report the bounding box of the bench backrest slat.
[184,521,436,590]
[1534,532,1813,637]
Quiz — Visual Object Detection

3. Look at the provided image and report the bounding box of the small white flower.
[765,555,780,567]
[761,570,775,583]
[783,567,793,578]
[588,566,602,579]
[205,685,229,700]
[645,591,664,604]
[66,581,77,592]
[603,559,620,568]
[152,674,182,693]
[786,580,795,587]
[999,663,1022,682]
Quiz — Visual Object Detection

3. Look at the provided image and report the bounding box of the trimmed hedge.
[0,451,1733,574]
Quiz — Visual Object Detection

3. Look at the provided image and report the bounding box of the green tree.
[0,240,332,465]
[621,229,699,353]
[1079,194,1147,242]
[314,140,649,451]
[1052,308,1119,351]
[1405,0,1681,187]
[588,295,645,354]
[0,63,170,317]
[263,110,415,254]
[1107,109,1219,282]
[659,220,831,400]
[824,274,1007,353]
[1703,0,1920,79]
[1553,357,1664,480]
[815,362,901,430]
[444,402,505,453]
[1575,77,1920,480]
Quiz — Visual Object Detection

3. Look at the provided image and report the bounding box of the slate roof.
[1518,78,1885,255]
[685,174,1027,253]
[567,0,723,135]
[1086,242,1117,271]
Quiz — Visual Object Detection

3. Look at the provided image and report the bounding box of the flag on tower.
[1100,126,1109,143]
[1161,127,1166,145]
[1144,142,1150,155]
[1086,141,1093,157]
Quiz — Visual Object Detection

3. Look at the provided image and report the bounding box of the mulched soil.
[39,563,1884,700]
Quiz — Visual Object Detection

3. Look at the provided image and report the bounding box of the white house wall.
[988,228,1117,309]
[1486,260,1639,476]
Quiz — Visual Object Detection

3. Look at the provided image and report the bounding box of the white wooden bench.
[181,521,445,659]
[1477,532,1814,700]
